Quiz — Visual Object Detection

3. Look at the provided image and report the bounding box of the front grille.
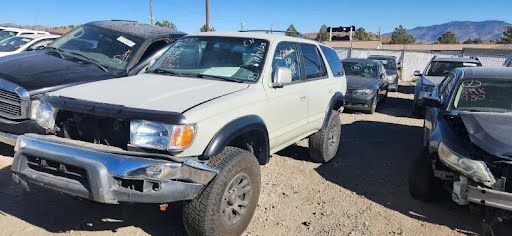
[0,89,22,117]
[26,155,89,188]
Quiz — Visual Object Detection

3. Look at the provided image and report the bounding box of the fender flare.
[322,92,345,129]
[202,115,270,164]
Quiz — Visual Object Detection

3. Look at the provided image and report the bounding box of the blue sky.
[1,0,511,34]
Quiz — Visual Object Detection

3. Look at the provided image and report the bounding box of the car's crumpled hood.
[50,73,250,113]
[421,75,445,86]
[460,112,512,160]
[346,76,378,90]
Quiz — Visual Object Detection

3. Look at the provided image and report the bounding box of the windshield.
[426,61,480,76]
[149,36,269,82]
[342,61,378,78]
[370,58,396,70]
[0,36,32,52]
[48,25,142,70]
[0,31,17,41]
[453,79,512,113]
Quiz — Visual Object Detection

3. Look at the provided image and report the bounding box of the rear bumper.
[11,134,218,204]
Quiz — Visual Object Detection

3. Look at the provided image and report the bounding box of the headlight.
[35,102,58,129]
[130,120,195,151]
[30,100,41,120]
[438,142,496,187]
[352,89,374,96]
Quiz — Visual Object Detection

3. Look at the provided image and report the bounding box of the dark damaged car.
[0,20,185,146]
[408,67,512,235]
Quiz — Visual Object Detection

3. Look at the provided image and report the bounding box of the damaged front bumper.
[11,134,218,204]
[452,176,512,212]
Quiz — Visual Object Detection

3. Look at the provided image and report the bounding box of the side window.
[27,39,54,51]
[439,73,454,101]
[300,44,327,79]
[320,45,344,76]
[272,42,301,82]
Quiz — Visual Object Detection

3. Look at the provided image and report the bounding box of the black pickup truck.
[0,20,185,146]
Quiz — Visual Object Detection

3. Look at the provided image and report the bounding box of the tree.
[316,24,329,42]
[497,26,512,44]
[389,25,416,44]
[463,38,483,44]
[285,24,300,37]
[155,20,177,30]
[354,27,371,41]
[437,31,458,44]
[199,24,216,32]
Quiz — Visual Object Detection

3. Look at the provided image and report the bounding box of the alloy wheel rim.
[220,172,252,226]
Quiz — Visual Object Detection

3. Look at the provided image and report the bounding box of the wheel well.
[333,99,344,111]
[226,129,269,165]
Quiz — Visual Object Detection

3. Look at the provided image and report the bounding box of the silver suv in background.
[412,56,482,116]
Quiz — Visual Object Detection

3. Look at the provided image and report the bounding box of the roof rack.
[239,30,304,38]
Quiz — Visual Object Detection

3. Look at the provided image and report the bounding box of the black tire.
[367,96,378,114]
[412,102,423,117]
[183,147,261,236]
[408,151,442,201]
[308,111,341,163]
[381,90,388,103]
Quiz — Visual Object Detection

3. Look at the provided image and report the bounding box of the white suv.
[11,32,346,235]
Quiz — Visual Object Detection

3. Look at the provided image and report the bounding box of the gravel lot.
[0,82,510,236]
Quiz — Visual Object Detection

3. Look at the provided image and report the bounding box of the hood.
[346,75,378,90]
[51,73,250,113]
[421,75,445,86]
[0,50,113,94]
[460,112,512,160]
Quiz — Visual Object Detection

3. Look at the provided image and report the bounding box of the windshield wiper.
[151,68,183,77]
[45,46,65,59]
[196,73,244,83]
[64,51,109,73]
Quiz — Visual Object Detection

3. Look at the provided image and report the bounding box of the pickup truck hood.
[51,73,250,113]
[421,75,445,86]
[460,112,512,160]
[0,50,113,94]
[347,75,378,90]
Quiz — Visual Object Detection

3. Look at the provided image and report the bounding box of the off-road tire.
[408,151,442,201]
[183,147,261,236]
[308,111,341,163]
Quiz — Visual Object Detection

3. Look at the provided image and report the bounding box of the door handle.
[328,89,333,93]
[300,96,306,101]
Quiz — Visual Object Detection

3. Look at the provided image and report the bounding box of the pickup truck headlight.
[438,142,496,187]
[30,100,41,120]
[352,89,374,96]
[35,102,58,129]
[130,120,195,151]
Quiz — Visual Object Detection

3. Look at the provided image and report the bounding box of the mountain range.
[386,20,511,43]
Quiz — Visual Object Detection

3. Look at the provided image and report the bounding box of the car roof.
[367,55,396,60]
[342,58,381,64]
[458,67,512,80]
[86,20,186,40]
[188,31,327,46]
[15,34,60,40]
[431,57,480,63]
[0,27,48,34]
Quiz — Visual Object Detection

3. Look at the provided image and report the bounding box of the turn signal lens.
[169,125,196,150]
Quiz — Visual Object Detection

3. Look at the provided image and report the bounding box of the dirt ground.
[0,83,510,236]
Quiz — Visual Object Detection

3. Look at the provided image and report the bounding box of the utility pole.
[149,0,154,25]
[205,0,210,32]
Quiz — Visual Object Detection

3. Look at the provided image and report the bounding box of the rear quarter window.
[320,45,344,77]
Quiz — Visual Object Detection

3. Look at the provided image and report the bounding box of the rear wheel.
[408,150,443,201]
[308,111,341,163]
[183,147,261,236]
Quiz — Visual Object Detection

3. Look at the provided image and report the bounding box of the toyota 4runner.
[11,32,346,235]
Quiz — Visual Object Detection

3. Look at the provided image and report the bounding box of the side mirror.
[421,96,441,108]
[414,70,422,76]
[272,67,292,88]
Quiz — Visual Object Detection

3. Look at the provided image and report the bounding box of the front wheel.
[183,147,261,236]
[367,95,378,114]
[408,151,442,201]
[308,110,341,163]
